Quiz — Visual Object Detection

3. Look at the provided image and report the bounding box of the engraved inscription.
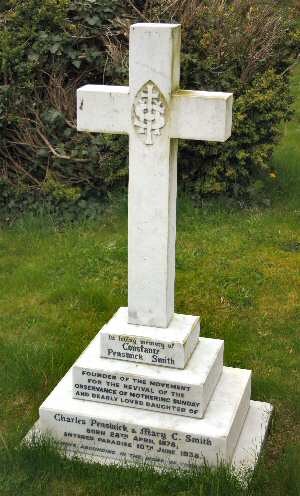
[103,333,177,367]
[73,367,203,418]
[52,413,214,468]
[133,81,166,145]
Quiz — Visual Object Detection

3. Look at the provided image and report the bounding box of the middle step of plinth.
[73,334,224,419]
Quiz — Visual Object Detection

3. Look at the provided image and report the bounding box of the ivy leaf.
[64,128,72,138]
[28,52,39,62]
[49,43,61,54]
[38,31,48,40]
[72,59,81,69]
[87,16,100,26]
[36,148,49,158]
[43,108,62,124]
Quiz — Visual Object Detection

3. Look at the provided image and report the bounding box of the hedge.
[0,0,299,218]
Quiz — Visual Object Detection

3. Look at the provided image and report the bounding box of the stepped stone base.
[24,315,272,475]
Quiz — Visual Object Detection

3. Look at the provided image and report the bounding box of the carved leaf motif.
[133,81,166,145]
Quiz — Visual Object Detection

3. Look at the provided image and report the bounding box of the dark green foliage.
[0,0,299,219]
[177,0,298,197]
[179,70,293,197]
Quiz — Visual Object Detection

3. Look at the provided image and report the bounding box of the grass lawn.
[1,67,300,496]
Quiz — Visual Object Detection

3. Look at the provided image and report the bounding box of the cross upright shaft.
[77,23,233,329]
[128,24,180,328]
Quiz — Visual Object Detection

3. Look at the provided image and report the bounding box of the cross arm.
[77,85,130,134]
[170,90,233,142]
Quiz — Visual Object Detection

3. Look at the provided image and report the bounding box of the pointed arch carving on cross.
[132,80,167,145]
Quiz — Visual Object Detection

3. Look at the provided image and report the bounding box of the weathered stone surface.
[170,90,232,142]
[73,334,223,418]
[99,307,200,369]
[26,400,272,474]
[77,23,232,328]
[231,401,273,475]
[127,23,180,328]
[77,85,130,134]
[38,366,251,468]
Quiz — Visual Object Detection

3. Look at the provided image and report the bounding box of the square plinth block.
[100,307,200,369]
[73,335,224,419]
[34,365,252,469]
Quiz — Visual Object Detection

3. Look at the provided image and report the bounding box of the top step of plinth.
[100,307,200,369]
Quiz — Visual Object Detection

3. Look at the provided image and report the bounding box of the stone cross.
[77,23,232,329]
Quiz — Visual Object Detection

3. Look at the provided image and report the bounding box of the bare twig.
[281,54,300,76]
[126,0,151,22]
[36,129,88,162]
[1,149,42,186]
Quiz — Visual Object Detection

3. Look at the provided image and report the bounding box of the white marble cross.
[77,23,233,329]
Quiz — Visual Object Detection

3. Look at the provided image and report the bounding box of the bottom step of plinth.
[232,400,272,473]
[26,400,272,475]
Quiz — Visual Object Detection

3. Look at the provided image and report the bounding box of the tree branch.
[36,129,88,162]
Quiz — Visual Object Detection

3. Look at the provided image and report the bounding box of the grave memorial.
[27,23,272,471]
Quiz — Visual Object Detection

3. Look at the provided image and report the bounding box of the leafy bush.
[0,0,299,219]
